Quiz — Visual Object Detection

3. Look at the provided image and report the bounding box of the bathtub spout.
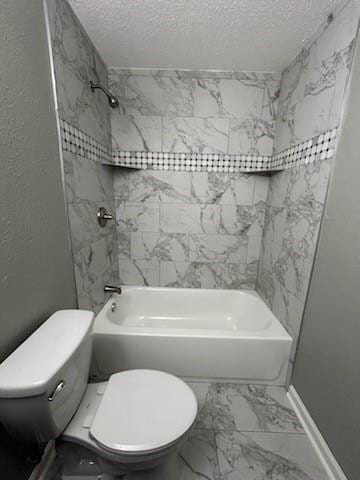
[104,285,122,294]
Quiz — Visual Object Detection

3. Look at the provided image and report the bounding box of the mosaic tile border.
[112,151,272,172]
[59,118,111,163]
[59,118,338,173]
[272,127,338,170]
[111,126,337,172]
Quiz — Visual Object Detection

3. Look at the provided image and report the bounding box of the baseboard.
[29,440,56,480]
[287,385,347,480]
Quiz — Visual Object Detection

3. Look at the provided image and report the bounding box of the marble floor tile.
[189,383,303,434]
[179,429,220,480]
[121,429,219,480]
[216,431,328,480]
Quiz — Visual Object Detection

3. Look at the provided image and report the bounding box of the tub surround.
[108,69,280,157]
[109,69,277,288]
[114,171,268,288]
[257,0,360,377]
[46,0,118,313]
[274,2,358,154]
[47,0,111,147]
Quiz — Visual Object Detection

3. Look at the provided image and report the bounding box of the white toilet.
[0,310,198,477]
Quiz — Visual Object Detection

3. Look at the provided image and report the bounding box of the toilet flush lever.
[48,380,65,401]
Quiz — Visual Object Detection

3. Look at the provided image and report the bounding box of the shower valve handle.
[97,207,113,227]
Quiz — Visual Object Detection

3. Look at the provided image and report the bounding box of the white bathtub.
[92,287,292,385]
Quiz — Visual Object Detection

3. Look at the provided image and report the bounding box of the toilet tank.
[0,310,94,444]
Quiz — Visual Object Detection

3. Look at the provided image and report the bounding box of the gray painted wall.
[292,32,360,480]
[0,0,77,363]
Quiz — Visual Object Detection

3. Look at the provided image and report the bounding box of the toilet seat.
[62,370,197,460]
[90,370,198,454]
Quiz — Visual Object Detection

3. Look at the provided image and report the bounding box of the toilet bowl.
[0,310,198,477]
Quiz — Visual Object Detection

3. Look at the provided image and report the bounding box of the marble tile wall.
[109,69,280,157]
[114,169,269,288]
[275,0,359,153]
[257,0,360,379]
[47,0,118,313]
[110,69,277,288]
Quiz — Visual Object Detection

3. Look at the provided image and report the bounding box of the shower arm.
[89,81,112,97]
[89,80,119,108]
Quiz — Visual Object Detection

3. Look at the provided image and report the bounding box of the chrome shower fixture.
[89,81,119,108]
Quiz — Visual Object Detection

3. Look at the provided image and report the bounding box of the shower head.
[89,81,119,108]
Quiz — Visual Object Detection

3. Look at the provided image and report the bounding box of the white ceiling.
[68,0,345,72]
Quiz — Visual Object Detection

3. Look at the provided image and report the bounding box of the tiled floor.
[122,382,329,480]
[53,383,329,480]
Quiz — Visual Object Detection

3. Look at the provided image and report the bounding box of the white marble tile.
[160,204,219,234]
[277,47,310,118]
[74,234,117,313]
[76,274,107,314]
[256,266,275,309]
[130,232,189,261]
[219,204,265,237]
[191,173,255,205]
[267,170,290,208]
[109,73,195,117]
[216,431,328,480]
[127,170,192,203]
[116,202,159,232]
[262,81,280,125]
[189,383,303,433]
[163,117,229,154]
[72,155,112,204]
[272,284,305,338]
[193,78,264,118]
[118,258,159,286]
[179,429,219,480]
[74,236,112,287]
[160,262,253,289]
[228,118,274,156]
[67,201,111,253]
[275,0,358,153]
[111,113,162,151]
[62,150,76,204]
[113,170,130,202]
[120,429,219,480]
[189,235,248,263]
[47,0,111,146]
[247,236,262,265]
[253,175,270,203]
[117,230,130,259]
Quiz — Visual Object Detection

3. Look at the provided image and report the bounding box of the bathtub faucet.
[104,285,122,294]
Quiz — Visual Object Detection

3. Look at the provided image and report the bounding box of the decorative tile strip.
[111,151,272,173]
[59,118,112,164]
[59,118,338,173]
[272,127,338,170]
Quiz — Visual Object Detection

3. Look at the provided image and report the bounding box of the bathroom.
[1,0,360,478]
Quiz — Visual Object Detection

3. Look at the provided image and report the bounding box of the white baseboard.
[29,440,56,480]
[287,385,347,480]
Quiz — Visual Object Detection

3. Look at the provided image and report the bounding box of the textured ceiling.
[68,0,345,72]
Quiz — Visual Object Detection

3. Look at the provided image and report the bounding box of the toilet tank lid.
[0,310,94,398]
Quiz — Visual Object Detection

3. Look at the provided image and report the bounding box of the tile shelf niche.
[107,151,273,173]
